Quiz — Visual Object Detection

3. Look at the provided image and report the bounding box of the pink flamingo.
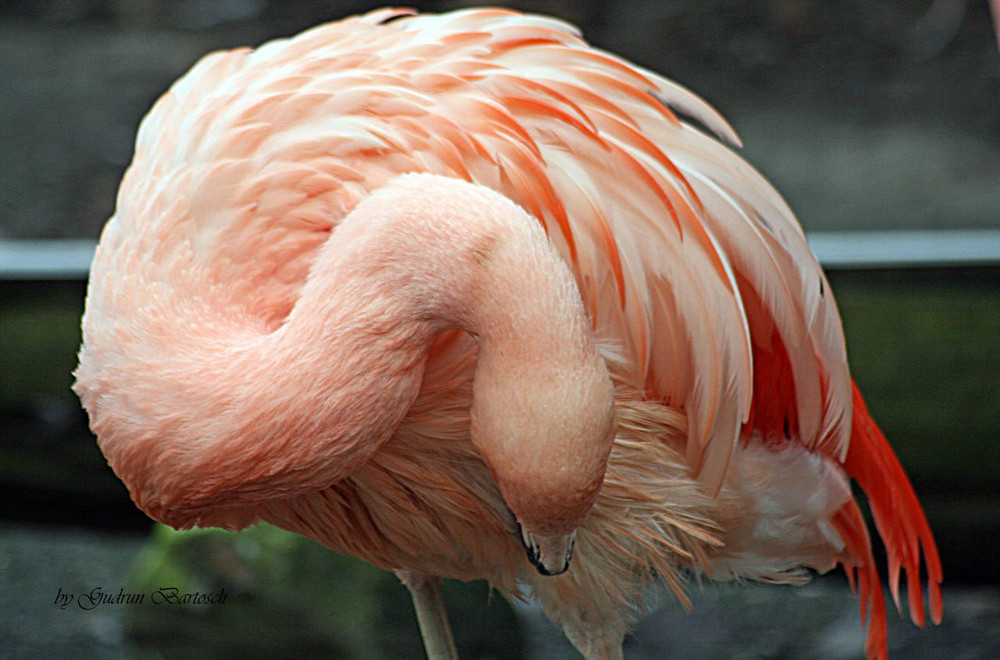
[74,8,942,659]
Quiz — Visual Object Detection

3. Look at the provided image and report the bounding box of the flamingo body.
[74,8,941,658]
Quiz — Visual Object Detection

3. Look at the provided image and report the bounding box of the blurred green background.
[1,0,998,658]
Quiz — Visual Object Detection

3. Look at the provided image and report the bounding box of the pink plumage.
[74,8,941,659]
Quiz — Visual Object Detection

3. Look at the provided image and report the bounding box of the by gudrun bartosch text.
[54,586,227,610]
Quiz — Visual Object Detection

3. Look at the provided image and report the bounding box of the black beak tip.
[532,559,569,576]
[518,522,575,576]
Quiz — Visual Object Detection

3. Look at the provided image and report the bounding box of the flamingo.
[73,8,942,659]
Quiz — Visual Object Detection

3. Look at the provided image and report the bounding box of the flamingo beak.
[519,526,576,576]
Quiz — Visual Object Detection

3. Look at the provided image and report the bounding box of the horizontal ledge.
[806,229,1000,269]
[0,240,97,280]
[2,230,1000,279]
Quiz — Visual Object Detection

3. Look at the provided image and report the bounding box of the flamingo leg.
[395,570,459,660]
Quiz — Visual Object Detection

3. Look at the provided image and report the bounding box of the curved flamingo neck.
[82,174,614,533]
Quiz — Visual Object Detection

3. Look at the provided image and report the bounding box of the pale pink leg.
[395,570,459,660]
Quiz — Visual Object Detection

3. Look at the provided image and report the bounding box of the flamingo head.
[470,334,617,575]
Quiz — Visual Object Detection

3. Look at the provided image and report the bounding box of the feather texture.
[75,8,941,659]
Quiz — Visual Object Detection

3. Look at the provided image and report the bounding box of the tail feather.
[831,500,887,660]
[835,381,943,658]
